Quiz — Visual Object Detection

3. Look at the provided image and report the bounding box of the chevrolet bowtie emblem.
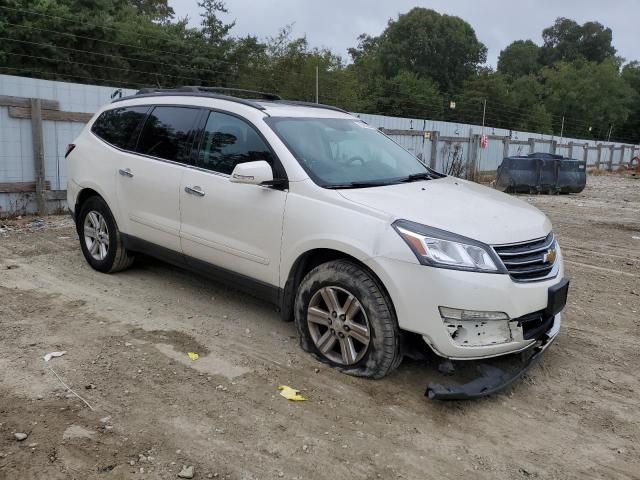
[543,248,557,264]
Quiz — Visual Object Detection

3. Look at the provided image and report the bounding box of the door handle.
[119,168,134,178]
[184,185,205,197]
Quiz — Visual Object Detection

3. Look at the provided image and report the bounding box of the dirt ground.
[1,174,639,480]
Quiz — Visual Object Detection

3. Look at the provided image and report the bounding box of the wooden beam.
[45,190,67,201]
[0,181,51,193]
[30,99,47,216]
[0,95,59,110]
[9,106,93,123]
[439,136,469,143]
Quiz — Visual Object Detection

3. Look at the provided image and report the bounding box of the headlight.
[393,220,505,273]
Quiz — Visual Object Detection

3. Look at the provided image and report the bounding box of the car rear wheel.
[76,196,134,273]
[294,259,402,378]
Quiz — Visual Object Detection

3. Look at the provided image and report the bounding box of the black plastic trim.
[121,234,282,306]
[392,219,508,274]
[426,341,548,400]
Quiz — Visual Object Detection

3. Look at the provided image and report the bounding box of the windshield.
[265,117,439,188]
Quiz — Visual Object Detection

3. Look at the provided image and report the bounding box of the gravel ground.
[1,174,639,480]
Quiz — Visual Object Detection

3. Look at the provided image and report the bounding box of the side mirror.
[230,161,273,186]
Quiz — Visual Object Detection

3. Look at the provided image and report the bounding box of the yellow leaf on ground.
[277,385,306,401]
[187,352,199,361]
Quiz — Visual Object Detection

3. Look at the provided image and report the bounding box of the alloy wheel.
[83,211,110,261]
[307,286,371,365]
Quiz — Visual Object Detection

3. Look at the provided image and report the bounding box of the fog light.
[439,307,512,347]
[439,307,509,322]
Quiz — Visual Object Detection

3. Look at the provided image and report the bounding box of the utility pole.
[315,65,319,104]
[481,99,487,132]
[559,115,565,142]
[607,124,614,142]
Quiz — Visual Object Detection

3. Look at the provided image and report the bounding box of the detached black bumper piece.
[427,278,568,401]
[426,334,553,401]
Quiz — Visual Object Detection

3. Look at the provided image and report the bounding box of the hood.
[337,176,551,245]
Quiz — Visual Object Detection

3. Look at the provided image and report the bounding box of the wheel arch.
[74,185,120,225]
[279,248,396,324]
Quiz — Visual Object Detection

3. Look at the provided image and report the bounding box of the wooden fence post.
[596,144,603,170]
[608,145,615,171]
[528,137,536,154]
[583,144,589,164]
[429,131,439,170]
[568,141,574,159]
[502,136,510,159]
[468,134,480,181]
[550,140,557,154]
[30,98,47,216]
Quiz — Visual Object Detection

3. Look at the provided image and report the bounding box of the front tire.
[76,196,134,273]
[294,260,402,379]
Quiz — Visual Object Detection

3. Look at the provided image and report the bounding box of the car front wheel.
[294,259,402,378]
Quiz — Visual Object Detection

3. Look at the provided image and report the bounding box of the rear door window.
[91,106,150,150]
[136,106,201,164]
[197,111,274,175]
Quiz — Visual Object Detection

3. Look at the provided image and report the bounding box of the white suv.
[66,87,569,399]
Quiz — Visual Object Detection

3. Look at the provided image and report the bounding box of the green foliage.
[374,8,487,93]
[497,40,541,78]
[540,17,617,65]
[620,62,640,145]
[0,3,637,143]
[541,59,635,139]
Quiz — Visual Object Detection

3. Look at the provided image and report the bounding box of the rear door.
[180,110,287,287]
[116,105,202,252]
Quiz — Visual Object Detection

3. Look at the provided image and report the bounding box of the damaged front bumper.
[426,313,561,400]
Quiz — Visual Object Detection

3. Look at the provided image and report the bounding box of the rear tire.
[76,196,134,273]
[294,259,402,379]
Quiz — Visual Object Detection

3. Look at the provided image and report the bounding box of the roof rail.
[135,86,281,101]
[113,86,349,114]
[112,86,270,111]
[273,100,349,114]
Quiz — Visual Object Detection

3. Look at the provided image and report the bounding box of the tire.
[294,259,402,379]
[76,196,134,273]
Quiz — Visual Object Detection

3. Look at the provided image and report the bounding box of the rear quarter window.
[91,106,150,150]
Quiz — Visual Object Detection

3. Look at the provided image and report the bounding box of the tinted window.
[136,106,201,163]
[197,112,274,175]
[91,106,149,149]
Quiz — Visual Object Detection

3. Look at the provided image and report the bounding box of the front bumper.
[365,253,566,359]
[426,313,560,400]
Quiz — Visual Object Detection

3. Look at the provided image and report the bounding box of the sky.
[169,0,638,67]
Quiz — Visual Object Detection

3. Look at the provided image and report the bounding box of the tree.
[620,62,640,143]
[374,8,487,93]
[541,17,616,65]
[368,71,443,118]
[497,40,541,78]
[198,0,234,46]
[131,0,174,21]
[541,59,635,139]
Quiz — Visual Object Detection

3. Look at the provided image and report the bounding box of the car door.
[180,110,287,288]
[116,105,202,252]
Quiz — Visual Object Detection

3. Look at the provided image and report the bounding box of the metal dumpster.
[495,153,586,194]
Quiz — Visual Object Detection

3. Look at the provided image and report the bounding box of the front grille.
[493,232,557,282]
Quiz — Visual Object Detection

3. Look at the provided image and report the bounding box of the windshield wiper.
[326,180,399,189]
[400,172,434,182]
